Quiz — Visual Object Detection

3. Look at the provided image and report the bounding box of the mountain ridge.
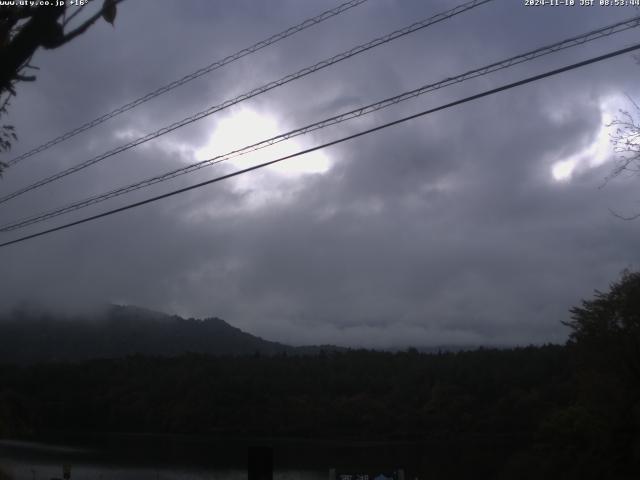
[0,304,343,363]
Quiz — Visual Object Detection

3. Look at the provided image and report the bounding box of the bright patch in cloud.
[550,95,626,182]
[552,159,576,181]
[195,108,331,178]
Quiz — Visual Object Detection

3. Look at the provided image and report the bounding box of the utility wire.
[0,0,493,206]
[5,0,370,167]
[2,14,639,233]
[1,41,639,249]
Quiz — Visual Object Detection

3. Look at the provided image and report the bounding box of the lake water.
[0,435,416,480]
[0,433,518,480]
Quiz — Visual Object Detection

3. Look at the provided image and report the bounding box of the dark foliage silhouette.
[0,0,121,173]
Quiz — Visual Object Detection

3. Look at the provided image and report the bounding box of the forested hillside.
[0,305,298,362]
[0,344,636,479]
[1,272,639,478]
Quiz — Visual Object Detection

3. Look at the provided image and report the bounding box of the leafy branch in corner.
[0,0,123,175]
[605,94,640,220]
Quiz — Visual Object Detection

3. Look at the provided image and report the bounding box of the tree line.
[0,271,639,479]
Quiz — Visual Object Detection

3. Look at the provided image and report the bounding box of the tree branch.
[608,207,640,221]
[62,3,87,28]
[49,0,126,48]
[14,74,35,82]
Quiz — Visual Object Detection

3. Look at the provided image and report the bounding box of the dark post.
[248,446,273,480]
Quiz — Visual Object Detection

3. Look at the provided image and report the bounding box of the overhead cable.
[2,41,639,249]
[0,0,493,205]
[2,14,639,233]
[5,0,370,167]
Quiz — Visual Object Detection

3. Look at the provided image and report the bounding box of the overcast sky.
[1,0,639,348]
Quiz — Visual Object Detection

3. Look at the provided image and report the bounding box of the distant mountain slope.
[0,304,309,363]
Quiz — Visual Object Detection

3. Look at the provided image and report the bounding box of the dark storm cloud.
[1,0,640,347]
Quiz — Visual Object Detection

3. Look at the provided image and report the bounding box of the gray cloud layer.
[1,0,639,348]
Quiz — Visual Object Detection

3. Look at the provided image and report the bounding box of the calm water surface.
[0,435,418,480]
[0,433,520,479]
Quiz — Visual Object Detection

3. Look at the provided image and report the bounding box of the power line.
[5,0,370,167]
[1,41,639,249]
[0,0,493,206]
[2,14,639,233]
